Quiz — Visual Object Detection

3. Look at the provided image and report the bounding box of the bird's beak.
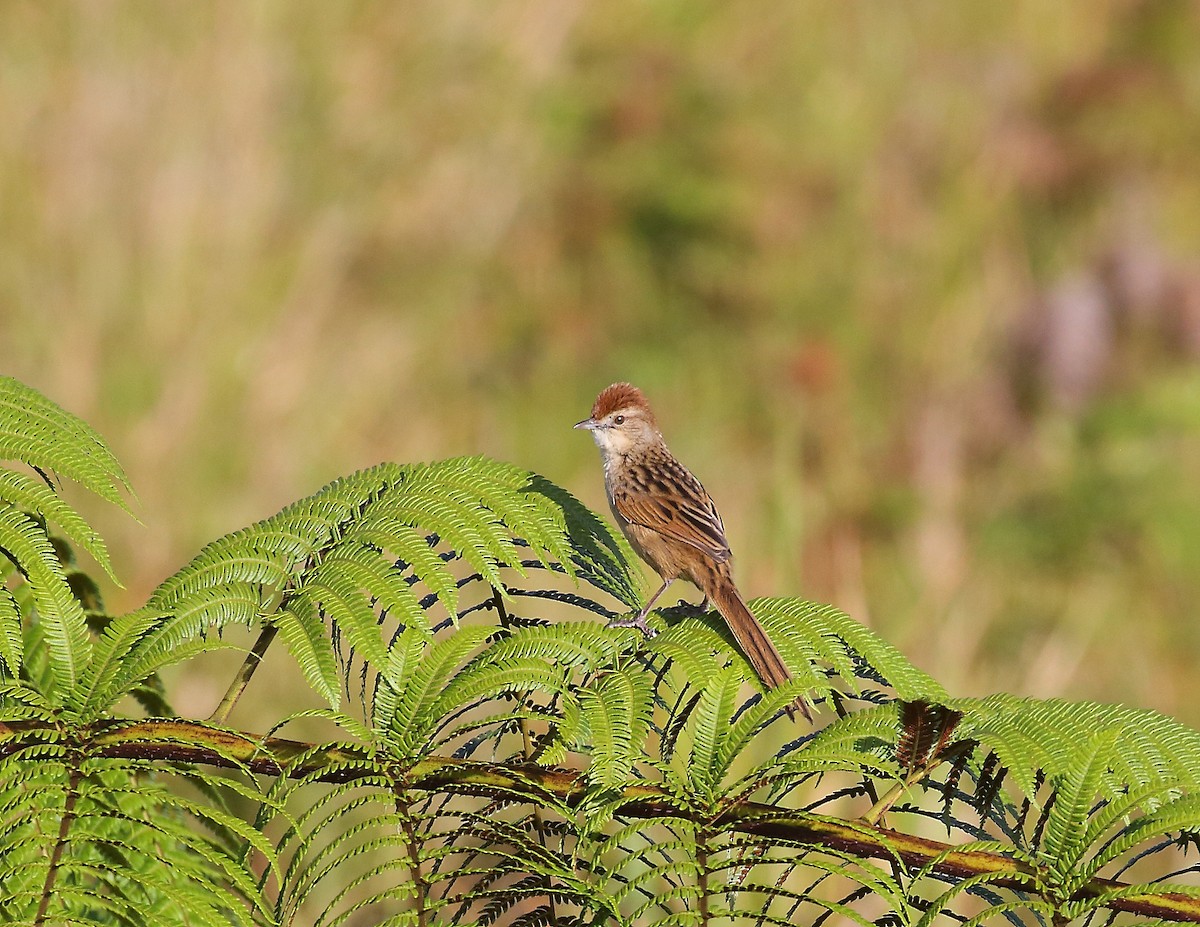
[574,418,597,431]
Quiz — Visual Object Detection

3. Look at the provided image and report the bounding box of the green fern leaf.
[476,621,625,670]
[277,597,342,706]
[800,703,902,772]
[0,586,22,677]
[0,506,90,697]
[353,518,459,617]
[952,694,1200,801]
[577,667,653,789]
[1041,729,1121,891]
[426,663,570,737]
[380,624,494,754]
[678,665,744,801]
[0,468,118,583]
[369,627,427,732]
[649,619,735,684]
[393,461,519,587]
[142,458,635,715]
[73,583,264,715]
[1081,790,1200,884]
[793,851,915,921]
[519,473,642,606]
[952,899,1056,927]
[715,681,816,779]
[750,598,946,701]
[298,570,389,668]
[0,375,132,510]
[648,598,943,711]
[0,749,274,926]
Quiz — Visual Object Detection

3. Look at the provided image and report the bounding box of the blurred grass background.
[4,1,1200,721]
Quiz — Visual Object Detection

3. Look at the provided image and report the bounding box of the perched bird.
[576,382,808,719]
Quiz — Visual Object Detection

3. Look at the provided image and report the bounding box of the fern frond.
[0,375,132,510]
[647,598,944,722]
[392,461,522,587]
[0,586,22,678]
[299,568,390,668]
[0,505,91,697]
[519,474,642,607]
[576,667,653,790]
[379,624,494,754]
[0,746,274,926]
[915,872,1049,927]
[799,703,902,769]
[76,594,258,714]
[473,621,625,671]
[142,458,636,715]
[749,598,946,701]
[673,666,744,802]
[278,596,342,705]
[355,516,460,616]
[953,694,1200,802]
[0,468,118,582]
[263,756,608,927]
[713,680,818,781]
[1078,790,1200,885]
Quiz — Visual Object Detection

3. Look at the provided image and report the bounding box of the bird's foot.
[606,613,659,639]
[673,596,710,617]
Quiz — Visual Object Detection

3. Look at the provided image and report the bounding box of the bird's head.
[575,382,660,455]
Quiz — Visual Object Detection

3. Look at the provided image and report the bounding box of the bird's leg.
[608,578,671,638]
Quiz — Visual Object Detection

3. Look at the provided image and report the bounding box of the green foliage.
[952,694,1200,802]
[0,736,274,927]
[0,376,131,704]
[5,375,1200,925]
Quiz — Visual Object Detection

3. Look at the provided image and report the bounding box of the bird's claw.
[672,597,709,617]
[606,614,659,639]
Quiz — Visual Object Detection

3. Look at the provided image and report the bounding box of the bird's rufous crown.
[590,382,656,425]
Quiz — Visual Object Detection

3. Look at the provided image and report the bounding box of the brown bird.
[576,382,809,719]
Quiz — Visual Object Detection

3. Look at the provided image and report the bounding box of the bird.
[575,382,809,720]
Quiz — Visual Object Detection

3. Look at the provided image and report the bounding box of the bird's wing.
[611,458,732,563]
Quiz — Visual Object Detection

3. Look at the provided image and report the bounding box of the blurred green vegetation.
[3,2,1200,720]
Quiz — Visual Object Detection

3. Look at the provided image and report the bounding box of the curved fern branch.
[2,718,1199,921]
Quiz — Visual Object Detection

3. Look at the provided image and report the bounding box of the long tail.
[705,570,812,722]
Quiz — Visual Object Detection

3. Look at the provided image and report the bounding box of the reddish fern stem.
[395,786,429,927]
[697,827,711,925]
[34,766,82,926]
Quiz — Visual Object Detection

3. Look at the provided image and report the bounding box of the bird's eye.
[614,415,625,425]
